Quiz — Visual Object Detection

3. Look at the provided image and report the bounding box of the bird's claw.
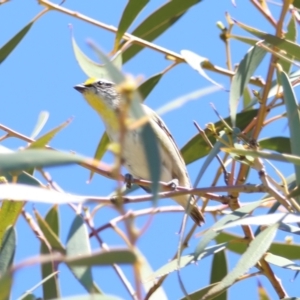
[167,179,179,191]
[124,173,134,189]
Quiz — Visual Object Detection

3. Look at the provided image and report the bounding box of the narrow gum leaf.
[71,33,122,80]
[204,224,278,299]
[66,215,101,293]
[114,0,149,49]
[88,132,109,182]
[181,50,224,89]
[216,231,300,260]
[122,0,201,62]
[40,207,60,299]
[0,226,16,275]
[234,19,300,62]
[280,70,300,202]
[229,45,266,126]
[181,109,258,165]
[0,149,88,172]
[28,118,73,149]
[30,111,49,139]
[0,21,33,64]
[210,250,228,300]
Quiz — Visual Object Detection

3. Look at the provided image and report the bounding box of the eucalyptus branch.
[37,0,265,88]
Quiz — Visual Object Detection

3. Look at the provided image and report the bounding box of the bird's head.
[74,78,121,128]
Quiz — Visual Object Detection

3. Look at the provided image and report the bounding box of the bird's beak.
[74,84,87,93]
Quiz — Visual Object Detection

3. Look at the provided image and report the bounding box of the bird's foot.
[167,179,179,191]
[124,173,134,189]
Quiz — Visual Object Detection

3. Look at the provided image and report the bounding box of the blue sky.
[0,0,299,299]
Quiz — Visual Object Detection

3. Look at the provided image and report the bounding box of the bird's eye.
[97,81,112,88]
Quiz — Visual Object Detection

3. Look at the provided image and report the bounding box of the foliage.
[1,0,300,299]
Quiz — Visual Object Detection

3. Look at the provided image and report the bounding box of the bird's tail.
[190,204,205,226]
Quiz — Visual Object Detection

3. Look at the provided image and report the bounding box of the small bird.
[74,78,205,225]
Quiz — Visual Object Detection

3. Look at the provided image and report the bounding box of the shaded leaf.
[114,0,149,49]
[181,109,258,165]
[0,22,33,64]
[259,137,291,154]
[122,0,201,62]
[210,250,228,300]
[0,227,16,275]
[89,132,109,182]
[138,72,163,100]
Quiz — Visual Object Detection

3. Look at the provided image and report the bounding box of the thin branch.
[37,0,265,88]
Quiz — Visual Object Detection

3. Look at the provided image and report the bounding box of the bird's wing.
[142,104,190,184]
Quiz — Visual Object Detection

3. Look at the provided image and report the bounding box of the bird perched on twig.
[74,78,205,226]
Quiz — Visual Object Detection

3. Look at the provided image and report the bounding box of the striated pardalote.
[74,78,205,225]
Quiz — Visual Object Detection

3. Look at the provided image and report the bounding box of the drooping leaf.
[181,50,224,89]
